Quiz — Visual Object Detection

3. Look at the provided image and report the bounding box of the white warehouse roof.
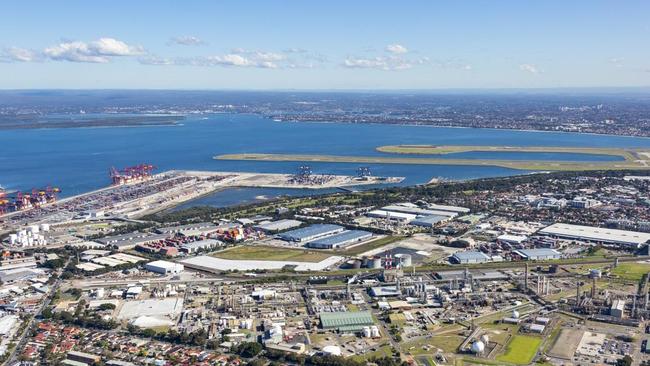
[538,223,650,247]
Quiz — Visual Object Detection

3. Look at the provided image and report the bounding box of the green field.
[211,245,332,262]
[496,335,542,365]
[611,262,650,281]
[215,144,650,172]
[343,235,404,256]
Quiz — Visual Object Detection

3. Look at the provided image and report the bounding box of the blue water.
[1,113,649,202]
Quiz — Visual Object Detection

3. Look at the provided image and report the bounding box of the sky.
[1,1,649,90]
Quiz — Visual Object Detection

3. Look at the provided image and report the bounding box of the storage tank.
[28,225,39,234]
[471,340,485,354]
[371,256,382,269]
[371,325,380,338]
[350,260,361,269]
[512,310,520,319]
[395,253,412,267]
[589,269,602,278]
[40,223,50,232]
[362,326,371,338]
[480,334,490,344]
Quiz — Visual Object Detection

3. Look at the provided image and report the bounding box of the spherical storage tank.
[471,340,485,354]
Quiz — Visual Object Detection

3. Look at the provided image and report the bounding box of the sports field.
[211,245,332,262]
[496,335,542,365]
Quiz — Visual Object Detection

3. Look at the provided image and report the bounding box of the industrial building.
[366,209,417,222]
[497,234,528,245]
[278,224,344,242]
[410,215,450,228]
[451,251,491,264]
[156,222,220,236]
[426,203,470,214]
[319,311,375,332]
[307,230,372,249]
[97,232,169,250]
[538,223,650,248]
[254,219,303,233]
[144,260,184,275]
[381,204,459,218]
[513,248,561,261]
[66,351,101,365]
[611,299,625,318]
[180,239,221,254]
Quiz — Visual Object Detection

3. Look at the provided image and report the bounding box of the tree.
[617,355,633,366]
[98,303,116,311]
[235,342,263,358]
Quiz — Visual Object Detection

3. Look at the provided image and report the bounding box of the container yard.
[0,169,402,235]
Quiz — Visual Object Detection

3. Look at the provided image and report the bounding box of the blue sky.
[1,1,649,89]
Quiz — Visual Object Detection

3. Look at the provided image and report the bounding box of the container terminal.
[0,165,403,235]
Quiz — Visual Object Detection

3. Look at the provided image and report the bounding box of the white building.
[538,223,650,248]
[144,260,184,275]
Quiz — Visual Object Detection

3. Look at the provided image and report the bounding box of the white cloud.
[43,38,144,63]
[168,36,204,46]
[136,48,306,69]
[343,55,426,71]
[138,55,175,65]
[385,44,408,54]
[609,57,624,67]
[519,63,540,74]
[0,47,40,62]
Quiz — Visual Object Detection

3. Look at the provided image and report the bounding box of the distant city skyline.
[1,0,649,89]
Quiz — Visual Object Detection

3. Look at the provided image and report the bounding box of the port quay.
[0,169,403,235]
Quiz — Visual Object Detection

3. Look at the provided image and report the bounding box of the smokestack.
[591,277,596,298]
[524,263,529,292]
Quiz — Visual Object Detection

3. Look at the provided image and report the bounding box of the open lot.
[211,245,333,262]
[496,335,542,365]
[611,261,650,281]
[548,328,583,359]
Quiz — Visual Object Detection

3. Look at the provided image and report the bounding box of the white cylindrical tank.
[9,234,17,245]
[371,257,382,269]
[512,310,520,319]
[363,326,371,338]
[480,334,490,344]
[399,254,412,267]
[471,340,485,354]
[29,225,39,233]
[371,326,380,338]
[40,223,50,232]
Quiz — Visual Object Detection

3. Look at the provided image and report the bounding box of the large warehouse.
[513,248,561,261]
[538,223,650,248]
[410,215,451,228]
[278,224,345,242]
[307,230,372,249]
[451,251,491,264]
[320,311,374,332]
[254,219,303,233]
[144,260,184,275]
